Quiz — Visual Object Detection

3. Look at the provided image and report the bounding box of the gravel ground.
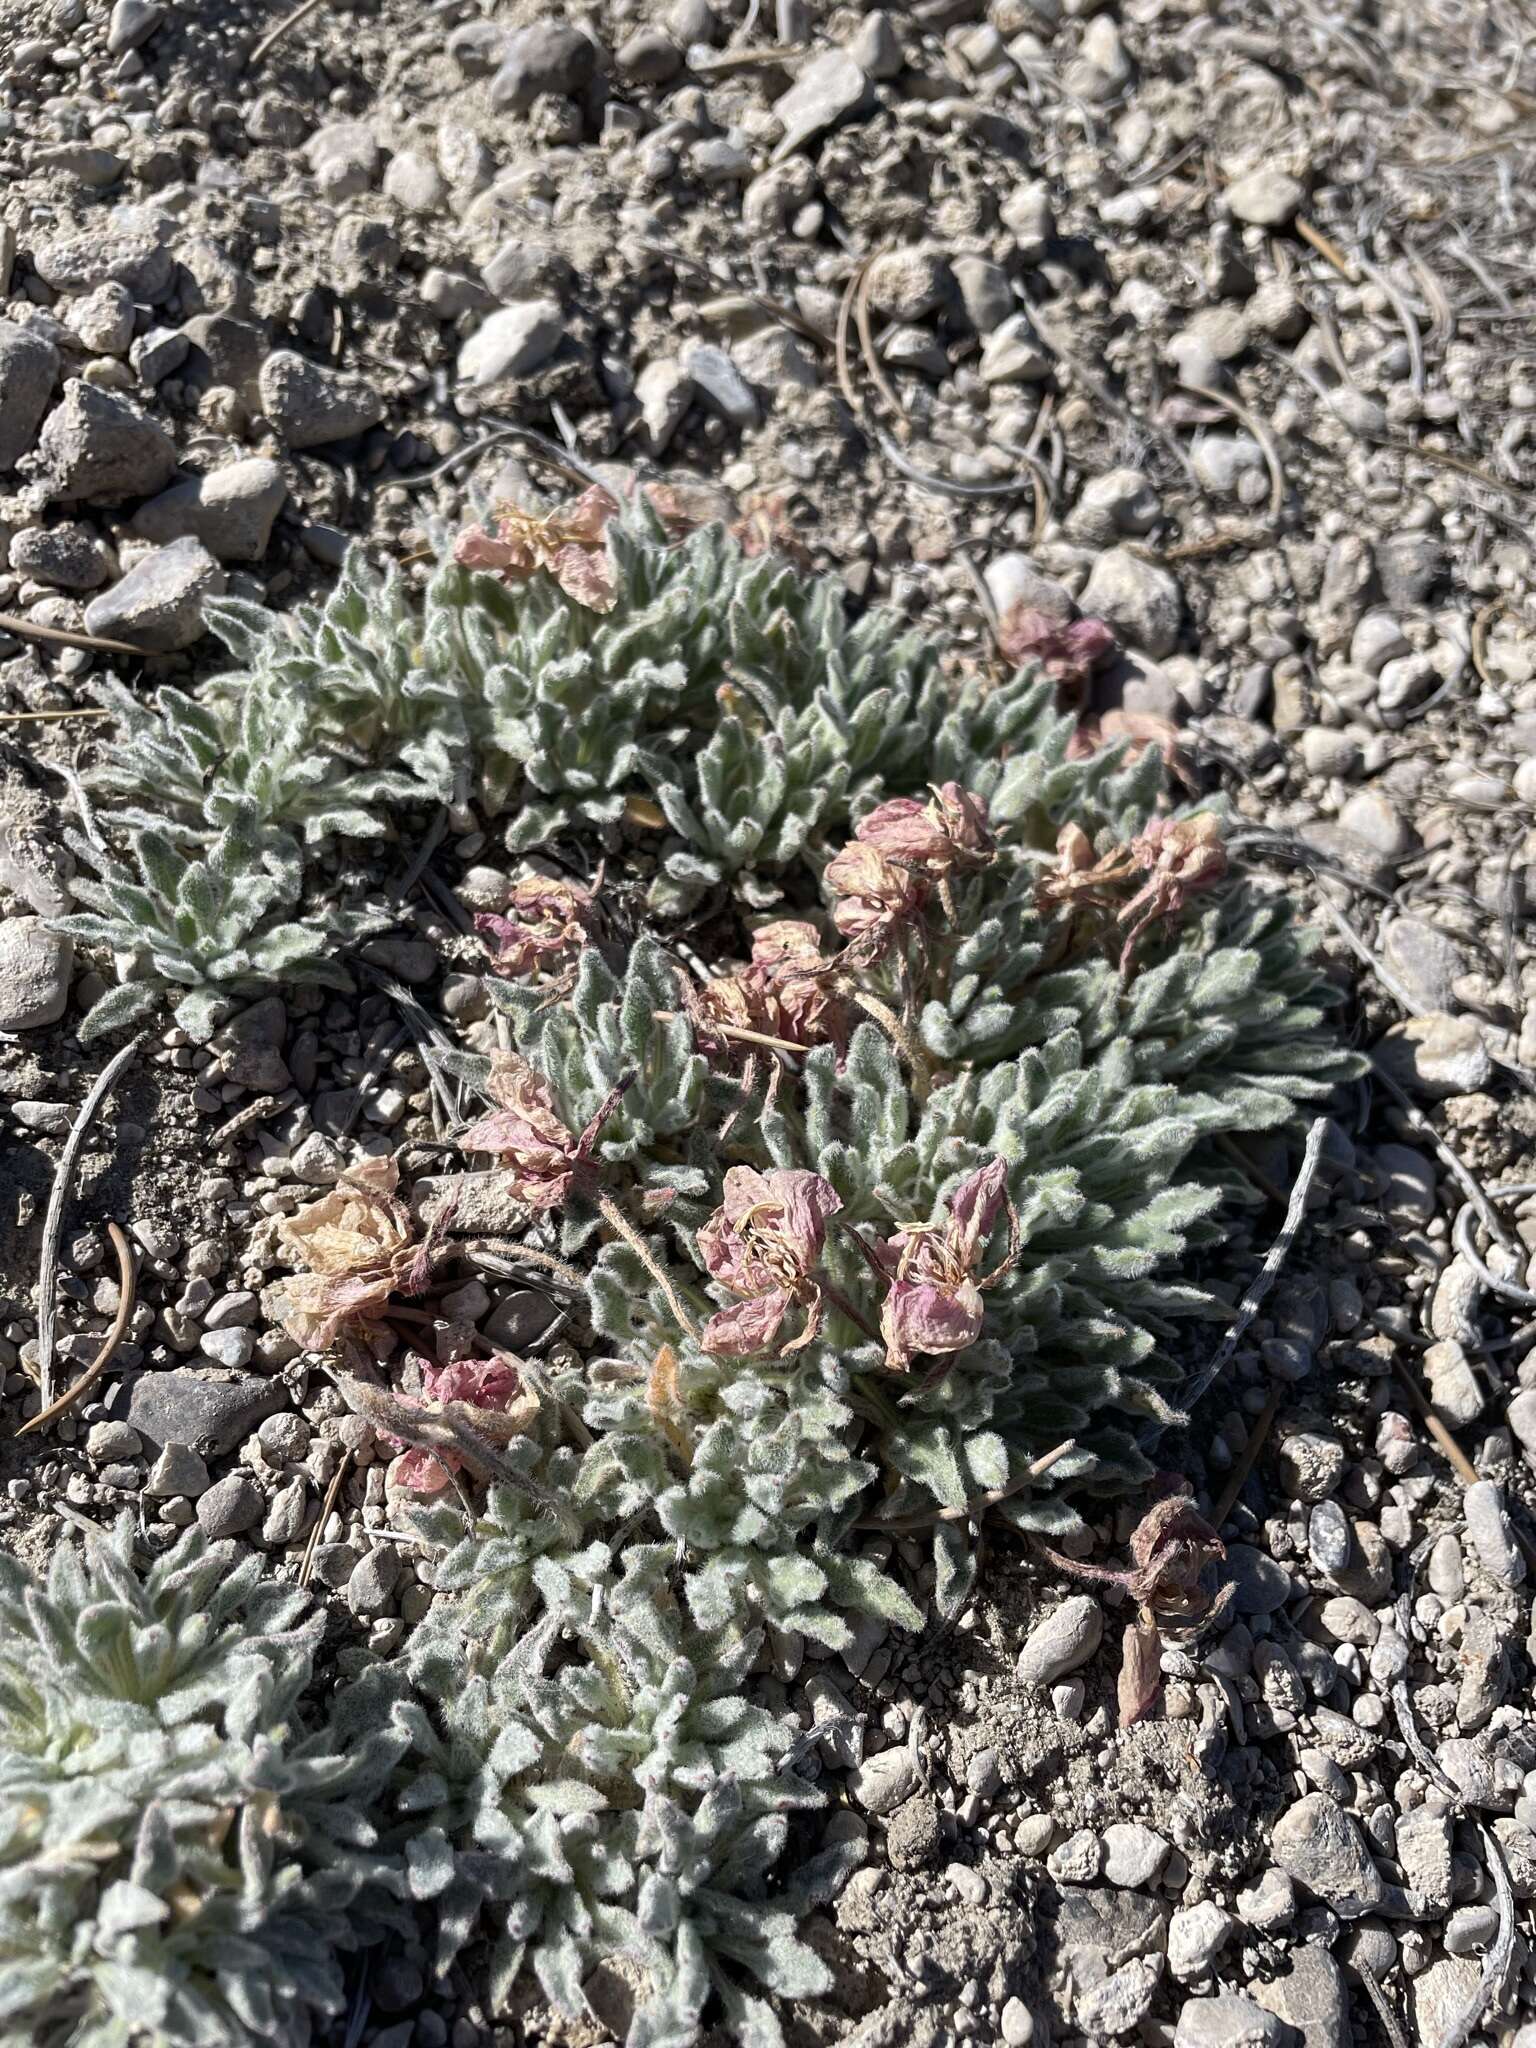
[2,1,1536,2045]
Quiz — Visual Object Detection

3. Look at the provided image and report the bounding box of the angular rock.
[130,457,287,562]
[1101,1822,1169,1888]
[85,537,225,652]
[1016,1594,1103,1684]
[771,49,872,161]
[1463,1478,1525,1587]
[108,0,164,52]
[490,23,600,110]
[980,312,1051,384]
[33,225,174,300]
[117,1369,284,1457]
[679,341,759,426]
[984,551,1074,622]
[1376,1013,1491,1099]
[1174,1993,1291,2048]
[0,320,58,469]
[1080,548,1181,658]
[637,358,695,452]
[1225,1544,1292,1615]
[9,522,113,590]
[1382,916,1464,1010]
[1226,168,1305,226]
[197,1472,262,1539]
[0,919,72,1030]
[144,1442,211,1498]
[457,301,565,387]
[1270,1793,1383,1912]
[258,350,384,449]
[37,383,177,503]
[848,1745,919,1815]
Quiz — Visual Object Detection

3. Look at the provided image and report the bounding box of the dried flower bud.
[855,783,993,877]
[385,1356,538,1494]
[458,1051,624,1211]
[997,607,1116,695]
[691,919,846,1058]
[476,876,597,981]
[877,1159,1013,1372]
[697,1166,842,1356]
[455,485,619,612]
[825,841,926,951]
[274,1155,435,1350]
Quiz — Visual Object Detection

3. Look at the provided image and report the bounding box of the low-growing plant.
[0,1516,408,2048]
[39,480,1362,2046]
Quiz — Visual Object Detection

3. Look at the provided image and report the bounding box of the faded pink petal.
[880,1278,984,1369]
[949,1158,1008,1261]
[699,1290,794,1357]
[388,1446,460,1494]
[550,539,616,612]
[998,606,1117,692]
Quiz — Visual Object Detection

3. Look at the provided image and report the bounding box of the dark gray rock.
[108,0,164,52]
[490,23,600,110]
[84,538,225,652]
[1271,1793,1384,1913]
[258,350,384,449]
[130,457,286,562]
[37,383,177,504]
[0,320,58,469]
[1226,1544,1293,1615]
[9,522,113,590]
[116,1369,284,1458]
[1249,1950,1349,2048]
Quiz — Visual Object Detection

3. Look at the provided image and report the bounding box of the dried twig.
[0,707,114,726]
[1179,1116,1328,1413]
[860,1438,1077,1530]
[1295,215,1360,281]
[854,255,905,421]
[1453,1189,1536,1309]
[1388,1353,1480,1484]
[1356,1964,1413,2048]
[18,1222,136,1437]
[34,1034,144,1409]
[0,612,148,656]
[1210,1382,1283,1526]
[300,1447,353,1589]
[244,0,329,70]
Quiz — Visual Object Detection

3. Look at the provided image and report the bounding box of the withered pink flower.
[274,1155,439,1351]
[458,1051,625,1210]
[877,1158,1016,1373]
[997,607,1117,696]
[1068,708,1192,787]
[476,876,597,983]
[690,920,847,1060]
[697,1166,842,1357]
[855,783,994,877]
[1118,813,1227,971]
[825,841,927,952]
[385,1356,539,1495]
[455,486,619,612]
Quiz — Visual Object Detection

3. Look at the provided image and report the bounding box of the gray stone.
[616,27,682,83]
[1375,1142,1436,1221]
[9,523,112,591]
[637,358,695,452]
[1192,434,1265,493]
[37,383,177,504]
[87,1420,142,1460]
[1464,1478,1525,1586]
[1276,1432,1345,1502]
[1423,1338,1484,1426]
[258,350,384,449]
[1408,1958,1480,2043]
[865,249,953,323]
[886,1791,942,1870]
[1508,1387,1536,1456]
[196,1471,263,1538]
[33,226,173,301]
[771,49,872,161]
[1168,1901,1234,1980]
[980,312,1051,384]
[1016,1594,1102,1684]
[1271,1793,1383,1912]
[200,1328,255,1369]
[481,239,573,300]
[118,1370,283,1458]
[1000,180,1054,258]
[1046,1827,1102,1882]
[1226,169,1304,226]
[984,551,1074,622]
[261,1475,309,1547]
[1080,547,1181,657]
[1381,916,1465,1012]
[84,538,224,652]
[1308,1500,1351,1576]
[1175,1993,1291,2048]
[457,301,565,387]
[144,1442,211,1497]
[848,10,902,79]
[108,0,164,52]
[1226,1544,1292,1615]
[939,259,1011,346]
[1236,1868,1296,1932]
[1101,1822,1169,1888]
[130,327,190,385]
[1337,788,1410,857]
[130,457,286,562]
[447,20,508,74]
[1376,1013,1491,1099]
[490,23,599,109]
[679,341,759,426]
[0,919,71,1030]
[67,283,135,357]
[347,1545,403,1617]
[848,1745,919,1815]
[0,320,58,469]
[383,149,447,214]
